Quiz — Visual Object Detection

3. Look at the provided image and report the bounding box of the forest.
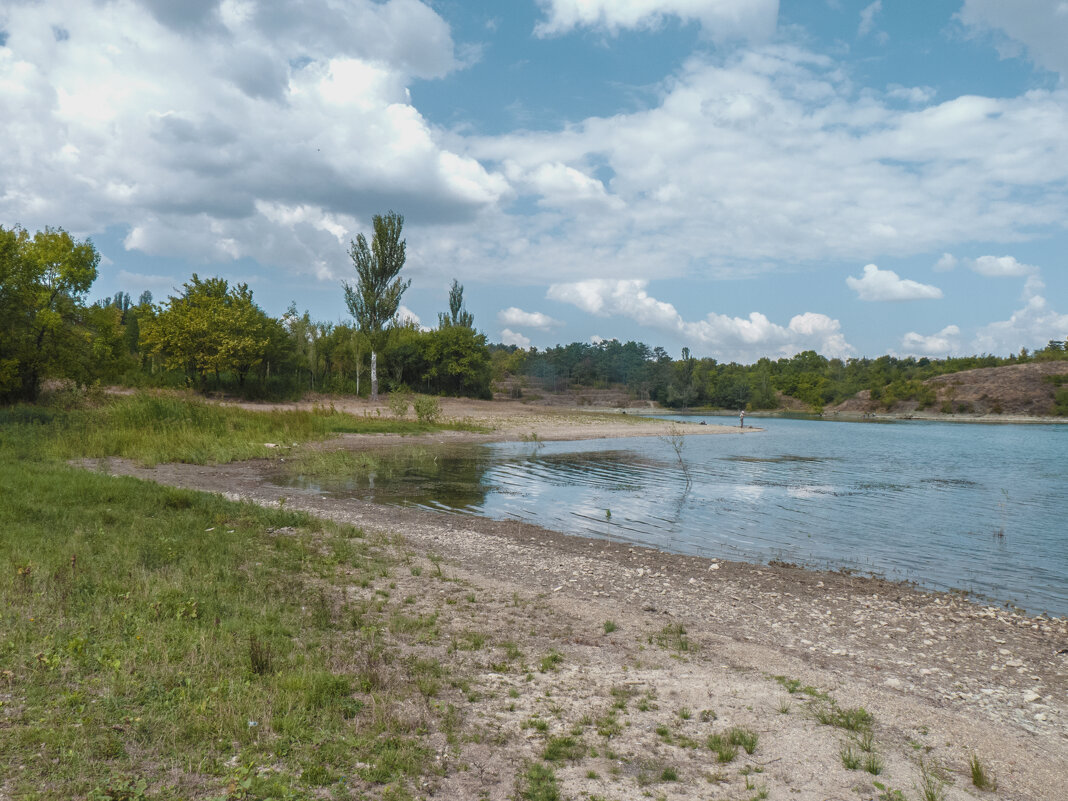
[3,223,1066,410]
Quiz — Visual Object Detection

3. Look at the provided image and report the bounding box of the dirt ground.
[84,401,1067,801]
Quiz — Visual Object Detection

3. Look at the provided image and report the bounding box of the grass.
[813,702,873,732]
[542,735,587,762]
[917,760,948,801]
[0,392,470,466]
[654,622,695,653]
[969,752,997,790]
[840,745,861,770]
[519,763,561,801]
[0,404,480,798]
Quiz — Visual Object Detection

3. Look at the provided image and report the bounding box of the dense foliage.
[3,222,1065,409]
[491,339,1068,412]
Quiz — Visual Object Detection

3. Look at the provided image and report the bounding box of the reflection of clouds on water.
[730,484,766,502]
[279,421,1068,616]
[786,485,837,499]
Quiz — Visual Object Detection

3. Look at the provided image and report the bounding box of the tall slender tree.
[438,279,474,328]
[343,211,410,400]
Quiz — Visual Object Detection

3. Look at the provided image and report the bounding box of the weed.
[603,620,618,634]
[699,708,716,722]
[677,707,692,720]
[777,697,792,714]
[813,702,873,732]
[542,735,587,762]
[864,752,884,775]
[873,781,908,801]
[661,766,679,781]
[917,759,948,801]
[654,622,694,653]
[248,634,274,675]
[969,753,997,790]
[518,763,560,801]
[539,650,563,672]
[707,734,738,763]
[858,730,875,752]
[728,727,759,754]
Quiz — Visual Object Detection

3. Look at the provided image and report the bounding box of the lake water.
[282,416,1068,616]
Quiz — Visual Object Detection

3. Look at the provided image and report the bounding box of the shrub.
[388,390,410,418]
[414,395,441,423]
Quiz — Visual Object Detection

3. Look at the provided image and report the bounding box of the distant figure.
[739,410,746,428]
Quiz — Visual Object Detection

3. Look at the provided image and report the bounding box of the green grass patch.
[0,439,455,798]
[0,391,467,466]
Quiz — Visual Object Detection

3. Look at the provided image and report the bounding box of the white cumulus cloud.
[499,328,531,348]
[970,255,1037,277]
[934,253,958,272]
[0,0,506,281]
[846,264,943,301]
[900,325,962,357]
[971,272,1068,353]
[959,0,1068,78]
[547,279,852,361]
[534,0,779,40]
[497,307,562,330]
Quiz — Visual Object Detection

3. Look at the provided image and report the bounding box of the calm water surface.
[282,417,1068,616]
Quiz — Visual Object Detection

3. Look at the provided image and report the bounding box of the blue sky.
[2,0,1067,361]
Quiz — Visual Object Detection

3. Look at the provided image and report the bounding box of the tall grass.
[0,453,451,798]
[0,392,455,465]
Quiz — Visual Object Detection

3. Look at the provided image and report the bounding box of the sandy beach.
[87,399,1067,800]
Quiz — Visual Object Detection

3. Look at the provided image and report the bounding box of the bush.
[388,390,410,419]
[413,395,441,423]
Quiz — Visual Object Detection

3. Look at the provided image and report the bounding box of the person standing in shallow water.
[739,410,746,428]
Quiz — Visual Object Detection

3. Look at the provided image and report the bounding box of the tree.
[0,225,100,402]
[343,211,410,400]
[140,274,274,390]
[438,279,474,328]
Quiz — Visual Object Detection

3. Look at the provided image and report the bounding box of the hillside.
[832,361,1068,417]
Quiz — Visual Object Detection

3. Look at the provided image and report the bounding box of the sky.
[2,0,1067,362]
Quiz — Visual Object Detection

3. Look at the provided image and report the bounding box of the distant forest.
[3,224,1067,410]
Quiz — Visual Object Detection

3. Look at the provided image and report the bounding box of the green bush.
[413,395,441,423]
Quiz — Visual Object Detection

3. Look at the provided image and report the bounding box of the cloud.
[887,84,936,104]
[934,253,957,272]
[534,0,779,41]
[846,264,943,301]
[971,275,1068,353]
[858,1,882,37]
[499,328,531,348]
[396,304,427,330]
[970,255,1037,277]
[497,307,562,330]
[900,325,962,357]
[547,279,852,361]
[959,0,1068,78]
[0,0,506,281]
[455,46,1068,284]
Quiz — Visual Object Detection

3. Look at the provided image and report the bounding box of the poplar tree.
[343,211,410,400]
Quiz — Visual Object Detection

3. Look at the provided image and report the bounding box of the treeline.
[1,224,490,403]
[490,339,1068,411]
[4,223,1066,409]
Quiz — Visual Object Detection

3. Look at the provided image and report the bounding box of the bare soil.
[80,404,1067,801]
[832,362,1068,420]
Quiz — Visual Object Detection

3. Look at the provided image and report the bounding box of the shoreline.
[75,404,1067,799]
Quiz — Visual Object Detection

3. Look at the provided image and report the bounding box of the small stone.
[708,564,720,571]
[884,678,902,689]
